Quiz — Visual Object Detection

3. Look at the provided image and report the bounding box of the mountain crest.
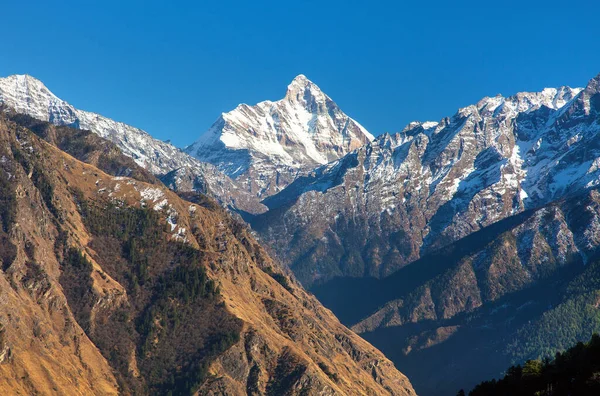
[0,74,79,125]
[3,74,47,89]
[286,73,313,91]
[285,74,325,102]
[0,74,63,105]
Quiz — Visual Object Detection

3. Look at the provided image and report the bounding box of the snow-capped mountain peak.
[0,74,79,125]
[186,74,374,197]
[284,74,327,105]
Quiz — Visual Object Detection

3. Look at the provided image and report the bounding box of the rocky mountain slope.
[0,113,414,395]
[251,74,600,287]
[309,184,600,395]
[0,74,266,214]
[186,74,374,197]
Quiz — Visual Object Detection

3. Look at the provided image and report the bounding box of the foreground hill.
[0,113,414,395]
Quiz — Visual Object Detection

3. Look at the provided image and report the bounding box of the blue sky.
[2,0,599,146]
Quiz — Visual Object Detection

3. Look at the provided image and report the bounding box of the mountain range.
[251,81,594,286]
[2,70,600,395]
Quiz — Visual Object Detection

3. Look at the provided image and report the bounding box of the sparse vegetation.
[0,166,16,233]
[266,350,309,396]
[0,234,17,272]
[7,112,158,184]
[0,150,17,272]
[262,266,293,292]
[59,197,243,395]
[59,247,95,331]
[318,362,339,383]
[10,143,61,219]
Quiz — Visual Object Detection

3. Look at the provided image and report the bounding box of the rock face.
[0,113,414,395]
[0,74,266,214]
[186,75,374,197]
[251,75,600,287]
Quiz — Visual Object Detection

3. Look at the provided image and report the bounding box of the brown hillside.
[0,114,414,395]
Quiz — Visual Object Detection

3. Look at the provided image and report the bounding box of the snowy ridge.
[0,74,266,214]
[0,74,193,174]
[186,74,374,197]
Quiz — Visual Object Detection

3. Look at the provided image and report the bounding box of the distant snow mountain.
[6,71,598,290]
[251,76,599,286]
[0,74,266,214]
[186,74,374,197]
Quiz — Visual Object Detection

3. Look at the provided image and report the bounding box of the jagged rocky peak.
[584,72,600,94]
[455,86,582,120]
[284,73,329,108]
[391,86,580,146]
[186,74,374,197]
[0,74,48,98]
[400,120,440,138]
[578,72,600,115]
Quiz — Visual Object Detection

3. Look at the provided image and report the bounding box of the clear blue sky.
[2,0,599,147]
